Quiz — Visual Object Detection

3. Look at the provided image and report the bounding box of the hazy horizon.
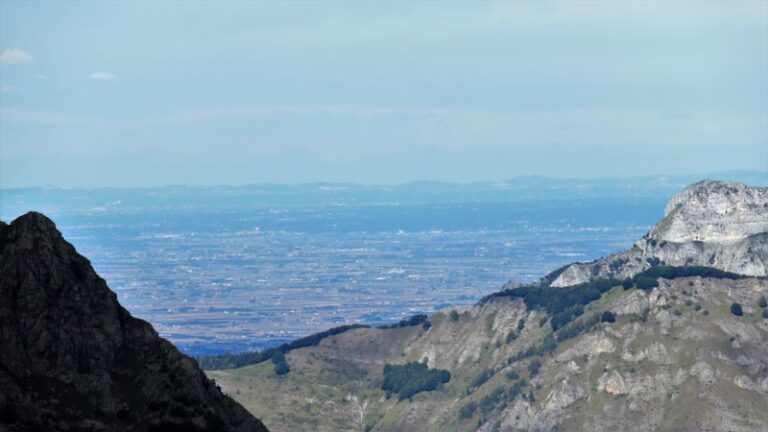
[1,170,767,191]
[2,1,767,188]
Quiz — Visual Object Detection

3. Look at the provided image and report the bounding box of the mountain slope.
[206,180,768,432]
[0,212,269,432]
[550,180,768,286]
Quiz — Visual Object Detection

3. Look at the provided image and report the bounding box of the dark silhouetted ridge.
[0,212,269,432]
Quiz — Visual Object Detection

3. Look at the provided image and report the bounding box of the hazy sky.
[1,1,766,187]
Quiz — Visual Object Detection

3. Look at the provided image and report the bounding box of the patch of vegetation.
[600,311,616,323]
[528,358,542,377]
[505,370,519,381]
[505,330,518,344]
[639,265,747,281]
[730,302,744,317]
[382,362,451,400]
[480,387,506,414]
[198,323,369,370]
[508,334,557,365]
[759,296,767,309]
[468,369,495,394]
[379,314,429,329]
[763,309,768,319]
[271,351,289,375]
[483,277,620,331]
[422,320,432,331]
[555,313,600,343]
[459,401,477,419]
[450,309,460,321]
[517,319,526,331]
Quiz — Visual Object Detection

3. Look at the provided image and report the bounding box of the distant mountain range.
[2,171,766,215]
[204,179,768,432]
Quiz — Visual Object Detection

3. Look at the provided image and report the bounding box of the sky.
[0,1,766,187]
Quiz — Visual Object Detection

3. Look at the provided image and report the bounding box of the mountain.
[204,180,768,432]
[550,180,768,286]
[0,213,269,432]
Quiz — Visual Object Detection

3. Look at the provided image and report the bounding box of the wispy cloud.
[88,71,118,80]
[0,48,33,65]
[0,85,24,93]
[0,108,97,126]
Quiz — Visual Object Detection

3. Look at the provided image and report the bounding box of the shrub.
[459,401,477,419]
[505,330,517,344]
[600,311,616,323]
[450,310,460,322]
[271,351,290,375]
[759,296,767,309]
[622,278,633,290]
[763,309,768,319]
[480,387,506,414]
[517,319,526,331]
[468,369,494,393]
[528,358,542,377]
[538,316,549,327]
[730,302,743,317]
[505,370,520,381]
[422,321,432,331]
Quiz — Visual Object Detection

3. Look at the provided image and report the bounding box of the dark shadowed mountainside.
[0,212,269,432]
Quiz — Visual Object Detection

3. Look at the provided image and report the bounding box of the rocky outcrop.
[551,180,768,286]
[0,212,269,432]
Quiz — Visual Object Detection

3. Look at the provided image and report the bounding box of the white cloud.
[88,71,118,80]
[0,48,34,65]
[0,85,24,93]
[33,74,47,80]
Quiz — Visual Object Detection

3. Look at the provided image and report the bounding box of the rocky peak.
[0,212,269,432]
[550,180,768,287]
[648,180,768,243]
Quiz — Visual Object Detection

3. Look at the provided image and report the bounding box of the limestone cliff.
[550,180,768,287]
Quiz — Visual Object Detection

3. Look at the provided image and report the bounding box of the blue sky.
[0,1,766,187]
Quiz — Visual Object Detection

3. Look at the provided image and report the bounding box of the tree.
[763,309,768,319]
[528,358,542,377]
[271,351,290,375]
[505,330,517,344]
[759,296,767,309]
[730,302,743,317]
[600,311,616,323]
[459,401,477,419]
[517,319,526,331]
[450,310,460,322]
[622,278,633,290]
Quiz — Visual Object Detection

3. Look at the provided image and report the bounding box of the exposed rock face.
[551,180,768,286]
[0,212,269,432]
[653,180,768,243]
